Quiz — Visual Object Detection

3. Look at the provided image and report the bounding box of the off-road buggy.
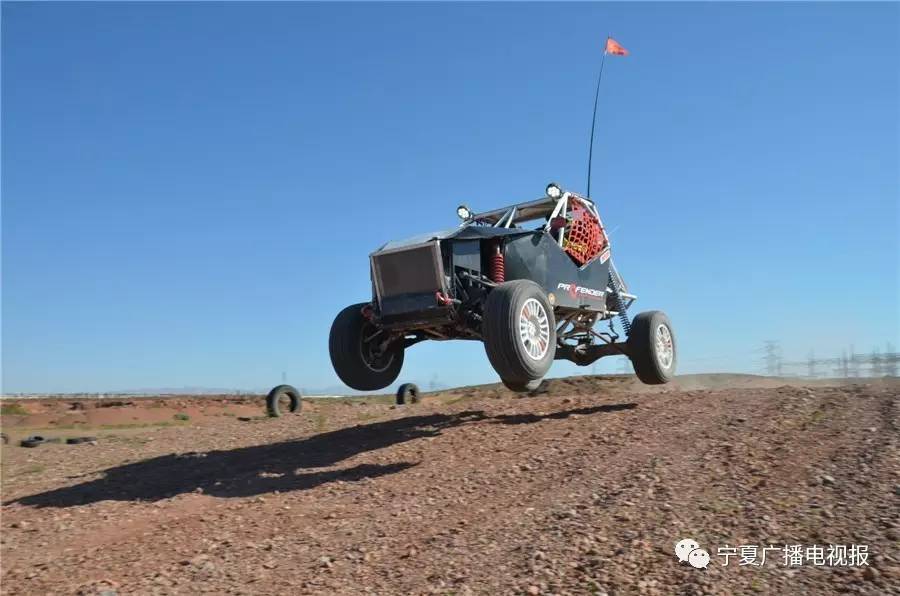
[329,183,676,392]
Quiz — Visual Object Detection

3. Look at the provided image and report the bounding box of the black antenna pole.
[586,36,609,198]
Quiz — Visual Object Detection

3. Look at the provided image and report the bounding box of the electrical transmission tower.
[849,345,861,378]
[871,348,883,377]
[761,340,783,376]
[806,350,817,378]
[886,342,899,377]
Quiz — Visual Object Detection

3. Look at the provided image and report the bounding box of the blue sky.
[2,2,898,393]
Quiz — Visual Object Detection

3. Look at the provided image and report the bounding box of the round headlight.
[546,183,562,200]
[457,204,471,220]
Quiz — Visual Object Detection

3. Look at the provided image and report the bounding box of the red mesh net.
[564,200,607,266]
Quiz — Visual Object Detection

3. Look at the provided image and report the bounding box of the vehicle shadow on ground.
[9,403,636,508]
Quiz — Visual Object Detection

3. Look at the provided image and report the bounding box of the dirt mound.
[2,376,898,595]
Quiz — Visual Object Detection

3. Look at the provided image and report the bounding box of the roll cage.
[463,191,606,251]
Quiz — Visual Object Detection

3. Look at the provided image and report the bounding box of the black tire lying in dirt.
[20,436,46,448]
[627,310,676,385]
[329,303,404,391]
[483,280,556,392]
[396,383,420,405]
[66,436,98,445]
[265,385,302,418]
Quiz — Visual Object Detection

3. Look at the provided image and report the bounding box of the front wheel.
[329,303,404,391]
[627,311,676,384]
[482,280,556,391]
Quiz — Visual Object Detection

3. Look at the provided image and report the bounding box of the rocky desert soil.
[1,374,898,595]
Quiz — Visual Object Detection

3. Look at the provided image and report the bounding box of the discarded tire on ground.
[20,436,46,448]
[266,384,302,418]
[396,383,420,405]
[66,436,97,445]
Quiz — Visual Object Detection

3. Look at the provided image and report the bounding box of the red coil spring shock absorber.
[490,242,505,283]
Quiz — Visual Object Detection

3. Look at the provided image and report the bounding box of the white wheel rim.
[655,324,674,369]
[518,298,550,360]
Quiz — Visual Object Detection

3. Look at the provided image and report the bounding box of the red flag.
[605,37,628,56]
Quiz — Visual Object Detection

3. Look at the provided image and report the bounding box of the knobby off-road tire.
[396,383,420,405]
[329,303,404,391]
[483,280,556,391]
[266,384,302,418]
[628,310,676,385]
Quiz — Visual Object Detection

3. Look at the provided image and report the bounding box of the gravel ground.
[1,375,898,595]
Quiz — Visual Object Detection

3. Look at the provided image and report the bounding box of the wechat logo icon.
[675,538,710,569]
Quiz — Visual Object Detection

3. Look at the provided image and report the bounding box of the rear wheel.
[329,303,404,391]
[483,280,556,391]
[627,311,676,384]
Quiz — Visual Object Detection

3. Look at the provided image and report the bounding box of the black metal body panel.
[450,240,481,273]
[380,293,441,318]
[379,296,453,329]
[503,232,610,311]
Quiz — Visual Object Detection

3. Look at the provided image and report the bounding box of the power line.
[781,344,900,378]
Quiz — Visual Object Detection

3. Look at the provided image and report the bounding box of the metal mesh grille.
[564,200,606,265]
